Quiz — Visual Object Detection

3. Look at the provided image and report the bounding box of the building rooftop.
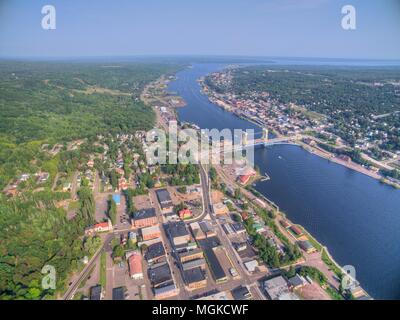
[196,291,230,300]
[128,252,142,277]
[183,267,206,284]
[199,221,213,233]
[141,225,160,237]
[288,274,307,288]
[231,286,252,300]
[167,221,189,238]
[148,263,173,287]
[134,208,156,220]
[263,276,290,300]
[154,283,177,296]
[90,285,102,300]
[298,240,314,251]
[232,222,246,233]
[155,188,172,204]
[244,260,258,273]
[203,247,226,282]
[144,241,165,262]
[182,258,206,271]
[112,287,125,300]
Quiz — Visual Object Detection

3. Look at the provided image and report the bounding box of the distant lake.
[168,63,400,300]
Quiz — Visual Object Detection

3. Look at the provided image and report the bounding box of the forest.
[0,61,182,299]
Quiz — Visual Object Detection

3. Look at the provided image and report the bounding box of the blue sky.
[0,0,399,59]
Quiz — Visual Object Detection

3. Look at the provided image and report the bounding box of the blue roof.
[112,194,121,203]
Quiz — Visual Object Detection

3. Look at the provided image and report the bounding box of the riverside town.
[1,0,400,311]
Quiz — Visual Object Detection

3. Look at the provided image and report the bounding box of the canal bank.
[167,63,400,300]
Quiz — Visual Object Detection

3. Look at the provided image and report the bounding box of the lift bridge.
[205,128,298,155]
[237,128,294,149]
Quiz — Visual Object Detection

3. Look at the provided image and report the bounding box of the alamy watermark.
[341,265,357,290]
[41,5,56,30]
[41,265,56,290]
[144,121,259,173]
[341,5,356,30]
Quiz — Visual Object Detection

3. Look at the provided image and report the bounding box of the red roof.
[179,208,193,219]
[95,222,109,229]
[239,175,251,184]
[128,253,142,276]
[290,225,303,236]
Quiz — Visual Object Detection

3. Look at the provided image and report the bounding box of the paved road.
[62,230,129,300]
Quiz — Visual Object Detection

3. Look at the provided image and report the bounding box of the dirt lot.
[211,190,224,204]
[295,283,331,300]
[169,185,202,204]
[133,195,153,210]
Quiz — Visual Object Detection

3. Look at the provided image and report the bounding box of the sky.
[0,0,399,59]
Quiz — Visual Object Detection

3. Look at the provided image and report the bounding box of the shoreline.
[199,78,400,189]
[172,67,373,299]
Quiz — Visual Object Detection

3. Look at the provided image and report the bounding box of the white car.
[229,268,238,277]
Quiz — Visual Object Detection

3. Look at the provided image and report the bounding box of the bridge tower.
[262,128,269,143]
[242,131,248,146]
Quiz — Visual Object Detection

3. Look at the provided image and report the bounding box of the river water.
[167,62,400,300]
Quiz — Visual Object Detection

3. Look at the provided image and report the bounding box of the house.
[240,211,249,220]
[233,242,247,252]
[85,219,113,235]
[144,241,166,264]
[231,286,252,300]
[253,223,265,233]
[213,202,229,216]
[132,208,157,228]
[141,225,161,241]
[178,208,193,220]
[36,172,49,183]
[263,276,290,300]
[5,188,18,197]
[19,173,30,181]
[232,223,246,234]
[87,159,94,168]
[155,188,174,213]
[128,252,143,280]
[118,177,128,191]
